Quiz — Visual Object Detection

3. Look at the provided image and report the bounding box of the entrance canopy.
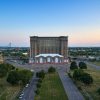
[35,54,63,58]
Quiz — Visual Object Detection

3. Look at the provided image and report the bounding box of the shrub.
[73,69,84,80]
[38,79,42,83]
[48,66,56,73]
[35,89,40,95]
[78,86,82,90]
[68,73,72,78]
[0,63,16,78]
[7,70,20,85]
[0,67,7,77]
[19,69,33,85]
[79,62,87,69]
[36,70,45,79]
[7,69,33,85]
[70,61,78,70]
[97,88,100,95]
[36,83,41,88]
[80,73,93,85]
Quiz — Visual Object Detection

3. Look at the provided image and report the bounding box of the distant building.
[29,36,68,63]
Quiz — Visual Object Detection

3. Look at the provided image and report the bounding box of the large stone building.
[29,36,68,63]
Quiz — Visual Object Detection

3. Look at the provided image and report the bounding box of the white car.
[20,93,24,96]
[25,84,29,87]
[31,69,34,72]
[19,96,22,99]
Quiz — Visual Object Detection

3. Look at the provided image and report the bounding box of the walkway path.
[58,69,84,100]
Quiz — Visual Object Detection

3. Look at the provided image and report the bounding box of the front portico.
[33,54,67,64]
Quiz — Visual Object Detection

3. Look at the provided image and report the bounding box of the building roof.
[35,54,63,57]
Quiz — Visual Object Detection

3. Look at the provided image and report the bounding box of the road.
[57,66,84,100]
[20,76,38,100]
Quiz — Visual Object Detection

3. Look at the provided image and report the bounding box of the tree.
[79,62,87,69]
[73,69,84,80]
[0,64,8,77]
[19,69,33,85]
[7,69,33,85]
[70,61,78,70]
[0,67,7,77]
[97,88,100,95]
[36,70,45,79]
[80,73,93,85]
[36,83,41,88]
[7,70,19,85]
[35,89,40,95]
[48,66,56,73]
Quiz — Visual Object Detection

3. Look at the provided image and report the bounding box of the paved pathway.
[58,69,84,100]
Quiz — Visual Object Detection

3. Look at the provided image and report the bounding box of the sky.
[0,0,100,47]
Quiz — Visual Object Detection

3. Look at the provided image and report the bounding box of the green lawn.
[0,77,21,100]
[75,67,100,100]
[35,73,68,100]
[91,61,100,66]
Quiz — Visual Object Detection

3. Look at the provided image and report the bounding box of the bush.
[19,69,33,85]
[36,83,41,88]
[0,67,7,77]
[35,89,40,95]
[68,73,72,78]
[0,63,15,77]
[48,66,56,73]
[38,79,42,83]
[7,70,20,85]
[79,62,87,69]
[73,69,84,80]
[7,69,33,85]
[80,73,93,85]
[97,88,100,95]
[36,70,45,79]
[70,61,78,70]
[78,86,82,90]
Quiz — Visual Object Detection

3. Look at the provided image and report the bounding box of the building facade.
[29,36,68,63]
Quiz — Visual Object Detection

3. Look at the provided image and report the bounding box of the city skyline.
[0,0,100,47]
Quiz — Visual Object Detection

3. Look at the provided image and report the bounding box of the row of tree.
[69,61,93,85]
[7,69,33,85]
[35,66,56,95]
[0,63,15,77]
[73,69,93,85]
[0,63,33,85]
[70,61,87,70]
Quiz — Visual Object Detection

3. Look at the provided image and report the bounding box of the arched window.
[47,57,51,62]
[55,57,59,63]
[40,57,43,63]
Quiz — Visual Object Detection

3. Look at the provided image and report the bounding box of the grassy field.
[35,72,68,100]
[75,67,100,100]
[91,61,100,66]
[0,77,21,100]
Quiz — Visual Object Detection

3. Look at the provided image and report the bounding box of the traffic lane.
[20,78,38,100]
